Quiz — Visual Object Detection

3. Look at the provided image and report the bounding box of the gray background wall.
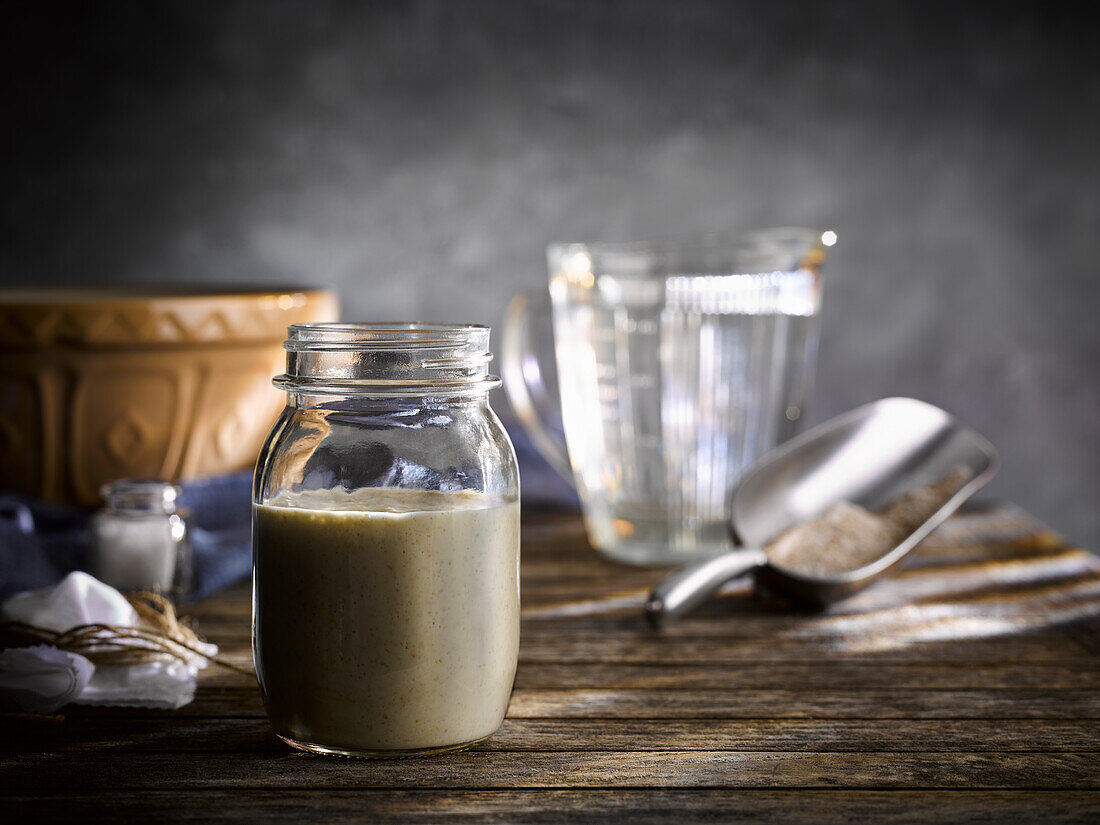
[3,1,1098,546]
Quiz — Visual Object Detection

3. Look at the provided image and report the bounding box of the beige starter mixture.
[253,487,520,755]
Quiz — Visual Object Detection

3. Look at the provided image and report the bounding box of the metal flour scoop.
[646,397,997,625]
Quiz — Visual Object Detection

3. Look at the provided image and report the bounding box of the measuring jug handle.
[501,290,575,485]
[645,548,769,627]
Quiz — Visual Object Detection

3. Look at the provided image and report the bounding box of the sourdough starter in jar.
[253,488,520,755]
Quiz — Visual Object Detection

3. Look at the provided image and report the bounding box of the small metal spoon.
[646,397,997,626]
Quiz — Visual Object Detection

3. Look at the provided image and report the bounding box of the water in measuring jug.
[550,253,822,565]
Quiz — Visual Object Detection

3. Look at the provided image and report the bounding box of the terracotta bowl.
[0,287,338,506]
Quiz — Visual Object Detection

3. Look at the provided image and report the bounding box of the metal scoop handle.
[645,547,768,627]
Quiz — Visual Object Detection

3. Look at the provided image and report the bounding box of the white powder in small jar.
[90,514,180,591]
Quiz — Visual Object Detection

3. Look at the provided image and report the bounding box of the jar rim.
[276,322,500,398]
[285,322,489,350]
[100,478,181,513]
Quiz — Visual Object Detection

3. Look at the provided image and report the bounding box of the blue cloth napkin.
[0,472,254,603]
[503,413,579,511]
[0,419,577,603]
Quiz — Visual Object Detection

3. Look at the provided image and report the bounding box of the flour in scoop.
[764,468,972,577]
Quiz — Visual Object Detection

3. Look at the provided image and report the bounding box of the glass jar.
[252,323,521,758]
[89,479,192,600]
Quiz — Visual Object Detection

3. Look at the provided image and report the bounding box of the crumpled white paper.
[0,645,93,713]
[0,571,216,711]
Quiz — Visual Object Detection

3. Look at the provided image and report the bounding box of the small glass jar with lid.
[252,323,520,758]
[89,479,192,600]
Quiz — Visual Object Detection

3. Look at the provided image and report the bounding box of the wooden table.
[5,502,1100,822]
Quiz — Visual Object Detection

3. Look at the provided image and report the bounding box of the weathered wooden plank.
[7,717,1100,755]
[191,567,1100,638]
[531,556,1086,606]
[194,620,1093,663]
[257,656,1100,692]
[516,502,1044,547]
[520,548,1099,601]
[191,599,1100,636]
[191,622,1099,658]
[194,659,1100,692]
[514,537,1078,585]
[4,790,1098,825]
[4,751,1099,791]
[199,648,1097,683]
[190,638,1095,665]
[514,630,1090,663]
[514,501,1048,551]
[48,686,1100,721]
[510,662,1100,690]
[482,718,1100,753]
[505,688,1100,720]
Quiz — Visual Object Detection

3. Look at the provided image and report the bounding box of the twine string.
[0,591,253,676]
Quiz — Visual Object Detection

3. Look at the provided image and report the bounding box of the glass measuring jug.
[503,228,833,565]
